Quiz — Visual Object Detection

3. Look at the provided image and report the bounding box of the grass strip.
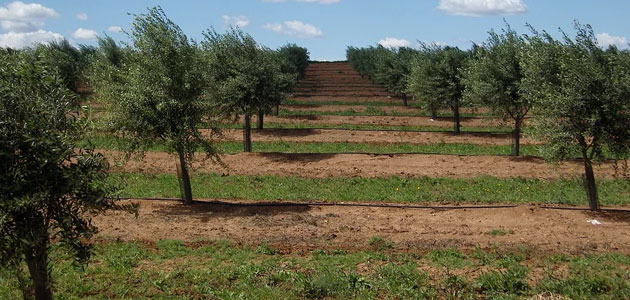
[220,122,513,133]
[115,173,630,206]
[2,240,628,299]
[279,108,482,118]
[82,135,538,156]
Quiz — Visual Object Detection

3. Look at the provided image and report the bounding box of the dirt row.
[103,151,616,179]
[251,115,505,128]
[213,128,533,146]
[283,104,489,115]
[94,200,630,254]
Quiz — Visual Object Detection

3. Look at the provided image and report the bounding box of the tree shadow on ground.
[153,201,313,223]
[585,209,630,223]
[255,128,318,137]
[258,152,337,163]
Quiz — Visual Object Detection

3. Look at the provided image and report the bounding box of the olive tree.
[0,49,131,300]
[408,45,468,133]
[90,7,219,205]
[374,47,418,106]
[203,28,293,150]
[279,43,310,79]
[463,25,531,155]
[521,23,630,210]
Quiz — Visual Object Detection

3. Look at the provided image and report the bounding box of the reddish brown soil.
[103,151,616,179]
[283,104,422,114]
[255,115,504,128]
[213,129,536,146]
[94,200,630,254]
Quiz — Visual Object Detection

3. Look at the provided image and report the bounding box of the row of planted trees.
[348,22,630,211]
[0,7,308,300]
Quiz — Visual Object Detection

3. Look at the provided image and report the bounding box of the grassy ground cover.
[1,240,628,299]
[82,136,538,156]
[220,122,514,133]
[279,108,483,118]
[114,173,630,206]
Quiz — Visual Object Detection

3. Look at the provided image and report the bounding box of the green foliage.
[522,22,630,163]
[0,47,131,299]
[91,7,219,161]
[279,43,310,79]
[521,22,630,209]
[203,27,294,116]
[33,39,92,95]
[346,46,418,99]
[463,23,531,154]
[408,44,469,132]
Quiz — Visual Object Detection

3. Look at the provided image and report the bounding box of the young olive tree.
[90,7,219,205]
[521,23,630,210]
[203,28,292,150]
[463,25,531,155]
[0,49,131,300]
[408,45,468,133]
[279,43,310,80]
[374,47,418,106]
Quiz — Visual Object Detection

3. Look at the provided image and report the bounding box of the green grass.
[279,108,482,118]
[114,173,630,206]
[1,240,628,299]
[82,135,537,156]
[221,121,514,133]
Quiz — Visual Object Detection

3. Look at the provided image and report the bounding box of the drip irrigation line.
[280,113,487,119]
[114,197,630,213]
[236,127,513,135]
[252,151,517,157]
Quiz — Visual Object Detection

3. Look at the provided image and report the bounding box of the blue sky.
[1,0,629,61]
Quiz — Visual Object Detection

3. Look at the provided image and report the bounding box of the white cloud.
[0,29,62,48]
[72,28,97,40]
[596,33,628,49]
[379,37,410,48]
[76,12,87,21]
[107,26,123,33]
[222,15,250,28]
[264,20,323,38]
[0,1,59,32]
[262,0,340,4]
[438,0,527,17]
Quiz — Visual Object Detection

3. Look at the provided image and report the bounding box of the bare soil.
[213,128,536,146]
[283,104,422,114]
[94,200,630,254]
[251,115,505,128]
[103,151,617,179]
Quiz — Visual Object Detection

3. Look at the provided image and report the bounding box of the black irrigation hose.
[280,113,486,119]
[253,151,518,157]
[116,197,630,213]
[241,127,513,135]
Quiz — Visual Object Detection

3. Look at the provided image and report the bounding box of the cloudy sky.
[0,0,628,60]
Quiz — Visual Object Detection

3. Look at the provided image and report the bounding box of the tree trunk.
[176,146,193,205]
[580,144,600,210]
[402,94,408,107]
[430,106,437,120]
[243,114,252,152]
[512,119,521,156]
[257,109,264,131]
[274,104,279,116]
[25,243,53,300]
[452,102,460,134]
